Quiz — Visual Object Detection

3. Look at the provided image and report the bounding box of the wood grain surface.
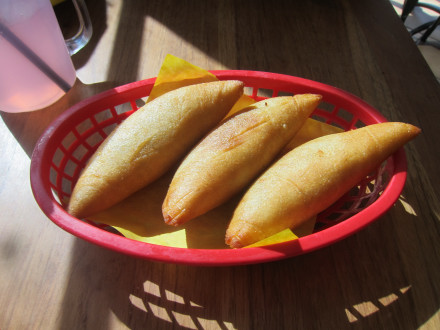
[1,0,440,329]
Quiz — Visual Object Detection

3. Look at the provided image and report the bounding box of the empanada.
[163,94,322,226]
[68,80,244,218]
[225,122,421,248]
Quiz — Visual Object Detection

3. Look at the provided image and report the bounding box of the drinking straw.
[0,20,72,93]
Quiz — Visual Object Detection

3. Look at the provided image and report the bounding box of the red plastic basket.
[30,70,407,266]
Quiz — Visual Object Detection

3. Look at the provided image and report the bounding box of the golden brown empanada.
[226,122,421,248]
[163,94,322,226]
[68,80,244,218]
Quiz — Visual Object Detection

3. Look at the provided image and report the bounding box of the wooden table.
[1,0,440,328]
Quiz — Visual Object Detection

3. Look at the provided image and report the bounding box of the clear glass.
[0,0,92,113]
[66,0,93,55]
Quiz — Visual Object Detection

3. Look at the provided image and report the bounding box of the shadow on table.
[54,195,439,329]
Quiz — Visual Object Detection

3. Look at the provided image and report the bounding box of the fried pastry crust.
[163,94,322,225]
[226,122,421,248]
[68,80,244,218]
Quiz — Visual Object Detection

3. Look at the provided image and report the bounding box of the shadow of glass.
[0,79,117,158]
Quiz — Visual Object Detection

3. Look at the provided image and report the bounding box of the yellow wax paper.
[146,55,218,102]
[89,54,341,249]
[147,54,256,113]
[90,169,315,249]
[90,170,236,249]
[245,216,316,248]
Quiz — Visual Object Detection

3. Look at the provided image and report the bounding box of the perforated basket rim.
[30,70,407,266]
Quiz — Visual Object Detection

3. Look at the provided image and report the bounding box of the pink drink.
[0,0,76,113]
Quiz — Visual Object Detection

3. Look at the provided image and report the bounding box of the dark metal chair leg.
[401,0,440,43]
[410,20,436,36]
[420,16,440,42]
[401,0,419,22]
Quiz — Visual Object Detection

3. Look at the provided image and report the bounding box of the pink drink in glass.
[0,0,76,113]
